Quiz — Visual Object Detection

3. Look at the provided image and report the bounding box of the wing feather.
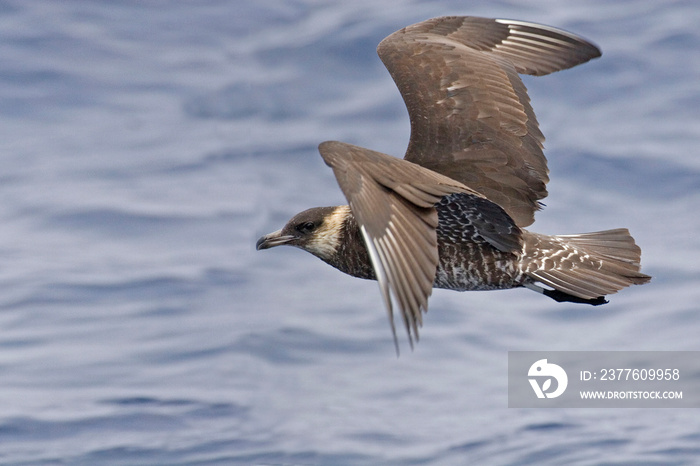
[319,141,521,348]
[377,16,601,226]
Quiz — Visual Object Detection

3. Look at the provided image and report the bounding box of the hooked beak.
[256,229,296,250]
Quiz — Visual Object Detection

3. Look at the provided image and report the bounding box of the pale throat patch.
[304,205,351,259]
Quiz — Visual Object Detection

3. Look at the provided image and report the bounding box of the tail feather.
[523,229,651,301]
[554,229,643,263]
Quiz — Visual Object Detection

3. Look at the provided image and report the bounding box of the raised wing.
[318,141,521,350]
[377,16,601,226]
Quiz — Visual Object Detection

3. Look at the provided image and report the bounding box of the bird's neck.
[322,207,376,281]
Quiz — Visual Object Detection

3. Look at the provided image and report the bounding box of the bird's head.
[256,205,351,262]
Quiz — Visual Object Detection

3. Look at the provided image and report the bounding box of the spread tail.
[522,229,651,304]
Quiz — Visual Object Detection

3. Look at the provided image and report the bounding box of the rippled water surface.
[1,0,699,464]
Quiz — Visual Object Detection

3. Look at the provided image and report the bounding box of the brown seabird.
[256,16,651,350]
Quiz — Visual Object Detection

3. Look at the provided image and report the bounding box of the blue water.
[1,0,699,464]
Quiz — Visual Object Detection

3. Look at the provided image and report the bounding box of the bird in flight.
[256,16,651,351]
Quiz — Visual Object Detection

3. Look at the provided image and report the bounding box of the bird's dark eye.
[296,221,315,234]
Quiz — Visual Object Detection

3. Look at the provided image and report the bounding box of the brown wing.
[377,16,601,226]
[318,140,521,350]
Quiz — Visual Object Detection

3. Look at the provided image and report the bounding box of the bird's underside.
[256,16,651,351]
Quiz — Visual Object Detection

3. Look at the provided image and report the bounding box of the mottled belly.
[434,242,521,290]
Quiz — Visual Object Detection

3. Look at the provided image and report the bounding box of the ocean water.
[1,0,699,464]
